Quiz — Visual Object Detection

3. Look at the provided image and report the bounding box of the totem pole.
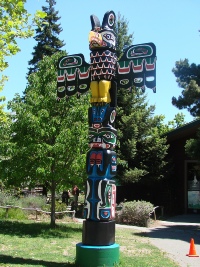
[57,10,156,267]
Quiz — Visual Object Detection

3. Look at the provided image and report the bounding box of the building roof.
[166,119,200,142]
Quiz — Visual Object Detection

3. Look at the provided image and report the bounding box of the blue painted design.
[92,104,109,123]
[87,149,117,178]
[100,209,110,219]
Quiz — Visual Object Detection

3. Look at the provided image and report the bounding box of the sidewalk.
[146,214,200,267]
[77,214,200,267]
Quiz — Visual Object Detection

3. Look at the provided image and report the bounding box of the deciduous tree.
[0,52,89,228]
[0,0,45,122]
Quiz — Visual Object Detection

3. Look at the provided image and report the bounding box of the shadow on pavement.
[134,214,200,245]
[163,214,200,223]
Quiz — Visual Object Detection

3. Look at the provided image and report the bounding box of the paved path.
[145,214,200,267]
[78,214,200,267]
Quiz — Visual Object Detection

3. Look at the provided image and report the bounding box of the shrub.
[0,192,18,206]
[6,208,28,220]
[116,200,154,227]
[42,201,67,212]
[42,201,68,218]
[18,195,46,210]
[0,207,28,220]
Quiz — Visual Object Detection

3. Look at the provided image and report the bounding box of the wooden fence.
[0,205,75,219]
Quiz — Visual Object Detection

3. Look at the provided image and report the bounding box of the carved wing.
[117,42,156,92]
[57,54,91,99]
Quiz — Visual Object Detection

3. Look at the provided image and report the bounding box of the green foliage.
[0,193,46,219]
[0,0,46,142]
[42,201,68,219]
[1,52,89,188]
[116,88,169,185]
[113,17,169,185]
[28,0,65,75]
[0,0,46,87]
[0,207,27,220]
[0,191,17,206]
[116,200,154,226]
[114,12,133,59]
[0,52,89,227]
[185,127,200,161]
[172,58,200,117]
[18,195,46,209]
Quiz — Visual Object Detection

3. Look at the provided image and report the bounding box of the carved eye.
[104,133,111,138]
[105,34,111,40]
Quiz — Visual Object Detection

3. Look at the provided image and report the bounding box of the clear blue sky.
[2,0,200,123]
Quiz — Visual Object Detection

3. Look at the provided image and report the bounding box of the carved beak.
[89,31,103,48]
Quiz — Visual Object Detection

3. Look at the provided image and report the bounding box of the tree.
[114,14,168,185]
[185,128,200,180]
[115,88,169,185]
[27,0,65,75]
[0,52,89,228]
[0,0,46,123]
[185,130,200,160]
[172,59,200,117]
[114,13,133,60]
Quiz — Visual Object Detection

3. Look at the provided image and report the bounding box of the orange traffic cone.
[186,238,199,257]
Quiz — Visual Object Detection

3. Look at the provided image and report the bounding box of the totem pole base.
[82,220,115,246]
[76,243,120,267]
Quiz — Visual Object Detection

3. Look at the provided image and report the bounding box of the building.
[116,119,200,216]
[166,119,200,215]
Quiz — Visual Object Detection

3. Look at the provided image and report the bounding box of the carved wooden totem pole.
[57,10,156,267]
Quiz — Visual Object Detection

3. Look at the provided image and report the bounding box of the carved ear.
[90,15,100,30]
[102,11,116,30]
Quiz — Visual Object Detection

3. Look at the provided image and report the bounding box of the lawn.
[0,219,179,267]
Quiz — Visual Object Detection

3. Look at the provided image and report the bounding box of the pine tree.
[27,0,65,75]
[116,88,168,185]
[114,13,133,60]
[172,59,200,117]
[115,14,168,185]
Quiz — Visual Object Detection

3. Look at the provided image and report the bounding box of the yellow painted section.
[90,80,111,103]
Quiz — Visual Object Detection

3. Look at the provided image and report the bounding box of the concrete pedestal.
[76,243,120,267]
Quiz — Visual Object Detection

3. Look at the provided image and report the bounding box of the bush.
[116,200,154,227]
[0,207,28,220]
[0,193,47,218]
[42,201,67,218]
[0,192,18,206]
[18,195,46,210]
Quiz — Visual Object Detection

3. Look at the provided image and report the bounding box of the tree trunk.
[50,179,56,228]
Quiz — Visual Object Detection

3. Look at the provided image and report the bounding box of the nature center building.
[117,119,200,216]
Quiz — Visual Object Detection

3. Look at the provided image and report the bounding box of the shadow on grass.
[0,254,75,266]
[0,220,82,238]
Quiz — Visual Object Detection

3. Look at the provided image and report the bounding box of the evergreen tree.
[28,0,65,75]
[116,88,168,185]
[114,13,133,59]
[172,59,200,117]
[115,14,168,185]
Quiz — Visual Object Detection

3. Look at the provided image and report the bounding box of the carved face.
[88,127,117,149]
[89,29,116,51]
[89,11,116,51]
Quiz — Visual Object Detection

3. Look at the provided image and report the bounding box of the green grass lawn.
[0,219,179,267]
